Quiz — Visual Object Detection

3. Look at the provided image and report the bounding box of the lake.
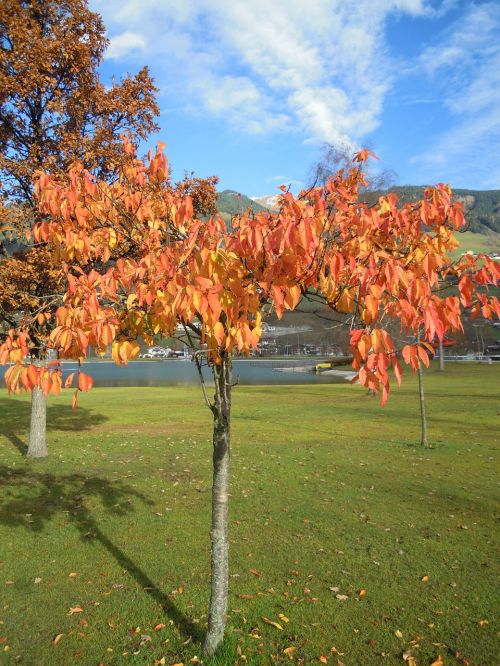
[0,359,347,388]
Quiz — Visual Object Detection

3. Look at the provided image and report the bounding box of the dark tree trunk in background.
[27,386,48,457]
[202,353,232,657]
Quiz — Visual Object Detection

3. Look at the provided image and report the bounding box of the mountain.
[216,190,269,224]
[250,194,280,210]
[371,186,500,235]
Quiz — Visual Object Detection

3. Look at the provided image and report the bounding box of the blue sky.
[90,0,500,196]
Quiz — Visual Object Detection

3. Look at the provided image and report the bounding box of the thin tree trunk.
[417,363,428,447]
[203,353,231,658]
[27,386,48,458]
[416,332,429,448]
[438,338,444,371]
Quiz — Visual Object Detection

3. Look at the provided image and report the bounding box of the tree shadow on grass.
[0,397,109,456]
[0,465,203,643]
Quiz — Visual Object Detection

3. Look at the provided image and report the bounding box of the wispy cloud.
[91,0,441,146]
[411,2,500,187]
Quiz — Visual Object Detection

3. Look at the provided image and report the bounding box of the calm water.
[0,359,346,387]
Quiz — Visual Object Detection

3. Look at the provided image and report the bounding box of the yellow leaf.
[478,619,489,626]
[278,613,289,623]
[261,616,283,630]
[421,575,429,582]
[395,629,403,639]
[319,657,328,664]
[52,634,64,645]
[283,646,296,657]
[213,321,225,346]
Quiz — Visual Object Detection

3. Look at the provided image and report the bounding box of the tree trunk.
[27,386,48,458]
[438,338,444,371]
[416,331,429,448]
[417,362,428,447]
[202,353,232,658]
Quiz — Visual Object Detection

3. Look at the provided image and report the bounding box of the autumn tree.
[0,0,161,456]
[3,140,498,654]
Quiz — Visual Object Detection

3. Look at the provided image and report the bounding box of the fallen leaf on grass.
[154,623,166,631]
[319,657,328,664]
[78,619,89,627]
[239,594,254,599]
[261,616,283,630]
[421,576,429,582]
[359,589,367,597]
[278,613,289,623]
[68,606,84,615]
[283,646,296,657]
[68,572,78,577]
[249,568,262,577]
[478,619,488,626]
[395,630,403,639]
[52,634,64,645]
[34,577,42,584]
[430,657,443,666]
[171,663,184,666]
[335,594,348,601]
[403,651,417,665]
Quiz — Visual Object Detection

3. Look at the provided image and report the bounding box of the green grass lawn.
[452,230,500,257]
[0,364,499,665]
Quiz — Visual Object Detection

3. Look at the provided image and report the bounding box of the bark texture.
[27,386,48,457]
[202,353,232,657]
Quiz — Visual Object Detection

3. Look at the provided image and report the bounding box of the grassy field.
[0,364,498,665]
[452,230,500,257]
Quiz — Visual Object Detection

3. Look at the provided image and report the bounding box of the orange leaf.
[68,606,84,615]
[430,657,443,666]
[64,372,75,388]
[78,371,93,392]
[52,634,64,645]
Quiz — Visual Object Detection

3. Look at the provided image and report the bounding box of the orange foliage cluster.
[2,139,499,404]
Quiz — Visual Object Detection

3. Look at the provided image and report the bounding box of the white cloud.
[91,0,458,145]
[412,3,500,187]
[106,31,146,60]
